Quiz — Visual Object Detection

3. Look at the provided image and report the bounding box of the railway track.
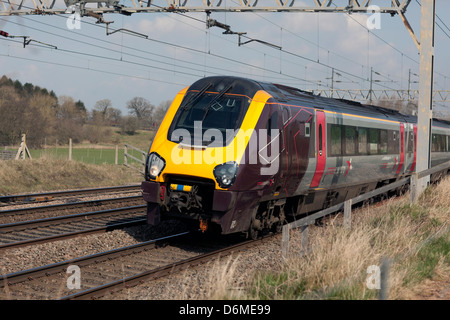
[0,231,265,300]
[0,205,147,250]
[0,195,144,224]
[0,184,141,206]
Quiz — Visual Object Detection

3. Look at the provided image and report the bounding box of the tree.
[92,99,122,126]
[126,97,154,129]
[75,100,87,113]
[153,100,171,128]
[105,107,122,126]
[93,99,112,118]
[54,96,87,143]
[0,86,27,146]
[24,93,58,147]
[120,115,139,135]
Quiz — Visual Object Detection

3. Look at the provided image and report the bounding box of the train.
[141,76,450,238]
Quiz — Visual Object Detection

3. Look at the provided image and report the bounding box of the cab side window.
[267,112,278,137]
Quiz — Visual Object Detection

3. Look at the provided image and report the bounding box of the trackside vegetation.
[250,180,449,300]
[0,158,142,195]
[173,178,449,300]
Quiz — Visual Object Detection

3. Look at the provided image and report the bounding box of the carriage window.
[438,134,446,152]
[358,128,368,155]
[432,134,436,152]
[330,125,342,156]
[431,134,446,152]
[305,123,310,137]
[388,130,399,154]
[407,131,414,153]
[368,128,379,154]
[344,126,356,155]
[319,124,323,155]
[380,130,388,154]
[440,135,446,152]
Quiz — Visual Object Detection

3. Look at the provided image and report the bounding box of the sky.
[0,0,449,115]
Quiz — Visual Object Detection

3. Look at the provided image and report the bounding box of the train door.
[396,123,405,175]
[262,105,285,195]
[410,124,417,172]
[405,124,414,172]
[310,110,326,188]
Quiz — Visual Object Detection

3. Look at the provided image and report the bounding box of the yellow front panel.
[149,89,272,189]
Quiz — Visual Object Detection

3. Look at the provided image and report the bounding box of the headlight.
[213,162,238,188]
[146,152,166,180]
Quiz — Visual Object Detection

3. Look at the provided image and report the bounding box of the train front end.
[141,76,274,235]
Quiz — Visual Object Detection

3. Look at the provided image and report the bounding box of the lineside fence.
[281,159,450,258]
[281,160,450,299]
[0,135,148,176]
[124,144,146,175]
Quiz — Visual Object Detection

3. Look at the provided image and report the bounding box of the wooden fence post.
[300,225,309,256]
[410,174,419,203]
[115,145,118,165]
[15,133,32,160]
[124,144,128,167]
[379,257,391,300]
[69,138,72,161]
[344,199,352,229]
[282,224,290,259]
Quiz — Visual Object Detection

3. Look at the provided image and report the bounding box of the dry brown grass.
[176,255,246,300]
[173,178,449,300]
[0,157,142,194]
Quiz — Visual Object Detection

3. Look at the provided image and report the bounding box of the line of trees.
[0,75,170,148]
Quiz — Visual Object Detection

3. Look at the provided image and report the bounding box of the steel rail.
[0,205,147,250]
[60,235,274,300]
[0,195,143,218]
[0,184,141,204]
[0,218,147,251]
[0,205,146,232]
[0,232,191,288]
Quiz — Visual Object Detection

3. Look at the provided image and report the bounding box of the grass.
[30,147,125,165]
[0,157,143,194]
[170,178,449,300]
[3,128,154,166]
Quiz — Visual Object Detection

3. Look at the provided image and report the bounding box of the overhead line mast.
[0,1,411,16]
[0,0,437,202]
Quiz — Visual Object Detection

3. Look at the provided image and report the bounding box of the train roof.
[258,79,450,130]
[189,76,450,129]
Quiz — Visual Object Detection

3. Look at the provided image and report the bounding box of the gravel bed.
[0,220,191,275]
[0,193,144,224]
[0,216,286,300]
[108,235,286,300]
[0,191,142,212]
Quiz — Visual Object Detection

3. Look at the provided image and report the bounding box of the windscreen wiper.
[181,82,213,110]
[201,83,234,123]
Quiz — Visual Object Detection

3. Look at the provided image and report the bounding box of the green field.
[31,147,127,165]
[5,128,155,166]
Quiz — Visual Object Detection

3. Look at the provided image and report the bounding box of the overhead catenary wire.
[0,15,317,86]
[0,0,403,90]
[9,15,323,86]
[0,0,448,97]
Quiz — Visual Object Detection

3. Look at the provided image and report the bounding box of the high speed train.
[141,76,450,238]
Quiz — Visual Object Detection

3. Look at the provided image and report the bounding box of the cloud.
[136,16,178,35]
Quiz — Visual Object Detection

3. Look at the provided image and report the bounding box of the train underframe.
[142,168,449,238]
